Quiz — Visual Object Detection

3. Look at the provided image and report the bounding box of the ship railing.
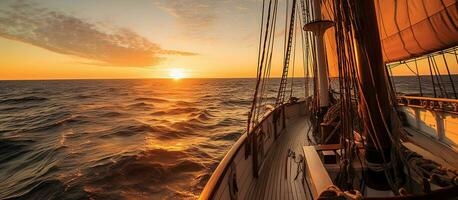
[200,100,307,200]
[396,95,458,150]
[396,96,458,114]
[199,102,287,200]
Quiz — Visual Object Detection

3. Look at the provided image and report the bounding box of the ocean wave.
[174,100,196,107]
[0,147,63,199]
[188,109,215,121]
[185,146,214,160]
[127,102,155,110]
[150,111,166,116]
[0,104,40,112]
[170,159,206,173]
[79,149,206,199]
[215,118,241,127]
[134,97,168,103]
[24,113,88,133]
[97,121,157,138]
[0,139,34,164]
[162,107,201,115]
[0,96,48,105]
[3,180,68,200]
[221,99,251,106]
[99,111,124,118]
[170,120,207,132]
[196,113,211,121]
[150,125,187,140]
[75,94,96,99]
[211,131,241,141]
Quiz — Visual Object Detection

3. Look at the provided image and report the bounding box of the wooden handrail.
[396,95,458,113]
[397,95,458,103]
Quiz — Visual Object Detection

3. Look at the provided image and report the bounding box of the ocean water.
[391,75,458,98]
[0,78,306,200]
[0,76,456,200]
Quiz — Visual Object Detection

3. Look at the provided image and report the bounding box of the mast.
[311,0,329,110]
[352,0,396,190]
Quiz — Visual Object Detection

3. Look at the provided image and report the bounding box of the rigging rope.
[248,0,275,134]
[275,0,297,106]
[455,48,458,64]
[299,0,312,98]
[427,56,438,98]
[414,58,423,96]
[332,0,408,193]
[441,51,458,99]
[388,66,397,95]
[431,56,448,98]
[403,61,425,96]
[387,48,458,98]
[257,0,279,121]
[289,6,300,99]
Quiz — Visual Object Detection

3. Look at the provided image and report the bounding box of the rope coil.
[317,185,362,200]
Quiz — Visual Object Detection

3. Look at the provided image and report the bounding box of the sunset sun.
[168,68,186,80]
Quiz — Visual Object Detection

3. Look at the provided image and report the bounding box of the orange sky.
[0,0,270,80]
[0,0,456,80]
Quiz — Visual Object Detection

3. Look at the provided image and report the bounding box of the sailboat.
[200,0,458,199]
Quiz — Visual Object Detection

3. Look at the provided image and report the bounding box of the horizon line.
[0,74,455,81]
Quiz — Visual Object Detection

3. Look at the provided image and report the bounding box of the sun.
[168,68,186,80]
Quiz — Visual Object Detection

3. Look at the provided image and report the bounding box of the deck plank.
[244,116,309,200]
[262,150,277,200]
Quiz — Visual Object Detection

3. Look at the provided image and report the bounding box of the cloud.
[0,1,196,67]
[154,0,219,36]
[154,0,255,37]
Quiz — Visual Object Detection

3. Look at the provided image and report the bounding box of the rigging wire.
[284,0,290,61]
[427,56,438,98]
[299,7,309,96]
[276,0,297,106]
[441,51,457,98]
[403,61,425,96]
[431,56,447,98]
[414,58,423,96]
[257,0,279,121]
[307,0,319,123]
[300,0,316,145]
[248,0,275,135]
[388,48,457,98]
[256,0,267,78]
[403,62,419,76]
[289,6,299,99]
[388,66,397,95]
[455,48,458,63]
[299,0,315,106]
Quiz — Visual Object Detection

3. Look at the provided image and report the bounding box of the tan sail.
[321,0,458,76]
[375,0,458,62]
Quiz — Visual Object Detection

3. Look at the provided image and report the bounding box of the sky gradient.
[0,0,274,79]
[0,0,456,80]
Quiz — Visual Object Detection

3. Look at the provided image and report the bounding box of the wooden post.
[352,0,395,190]
[311,0,330,109]
[252,130,259,178]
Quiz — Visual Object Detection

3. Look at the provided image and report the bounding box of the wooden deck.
[244,116,310,200]
[405,127,458,169]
